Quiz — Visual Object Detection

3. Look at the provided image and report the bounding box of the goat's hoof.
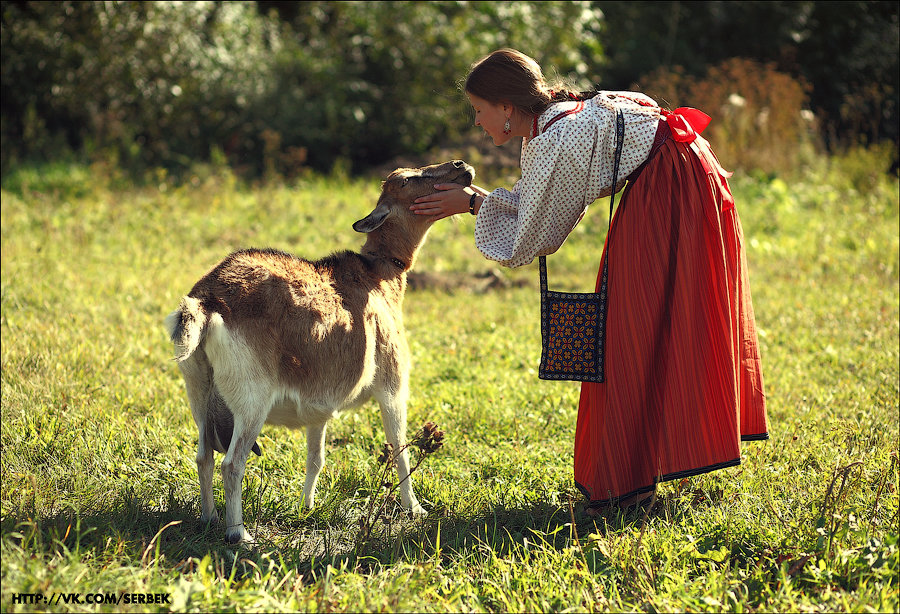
[200,512,219,525]
[224,527,254,545]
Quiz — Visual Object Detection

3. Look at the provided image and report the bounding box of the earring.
[503,118,511,135]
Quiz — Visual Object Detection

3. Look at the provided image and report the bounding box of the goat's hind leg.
[197,422,219,524]
[219,405,267,544]
[177,354,220,524]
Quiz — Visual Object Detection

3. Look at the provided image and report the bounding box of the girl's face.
[467,92,512,146]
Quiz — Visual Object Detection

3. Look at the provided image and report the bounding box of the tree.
[597,1,898,153]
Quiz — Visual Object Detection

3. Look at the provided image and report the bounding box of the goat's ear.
[353,199,391,233]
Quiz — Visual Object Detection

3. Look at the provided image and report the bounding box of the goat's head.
[353,160,475,235]
[352,160,475,271]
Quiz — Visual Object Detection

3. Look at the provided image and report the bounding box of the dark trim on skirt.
[578,457,743,509]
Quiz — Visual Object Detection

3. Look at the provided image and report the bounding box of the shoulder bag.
[538,108,625,383]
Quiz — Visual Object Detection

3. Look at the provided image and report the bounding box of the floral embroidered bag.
[538,108,624,383]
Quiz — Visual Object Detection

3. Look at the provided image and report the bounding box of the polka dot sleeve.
[474,95,660,269]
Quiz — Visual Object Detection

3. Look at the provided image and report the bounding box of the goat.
[164,160,475,543]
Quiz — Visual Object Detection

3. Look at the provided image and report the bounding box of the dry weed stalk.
[354,422,444,555]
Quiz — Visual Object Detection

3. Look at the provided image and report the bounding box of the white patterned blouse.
[473,91,663,268]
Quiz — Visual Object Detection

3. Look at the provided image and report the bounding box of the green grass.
[1,151,898,612]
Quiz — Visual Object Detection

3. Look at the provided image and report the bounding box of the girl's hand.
[410,183,480,220]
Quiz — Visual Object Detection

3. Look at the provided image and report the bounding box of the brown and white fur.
[164,160,474,543]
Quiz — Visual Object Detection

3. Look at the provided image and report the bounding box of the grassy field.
[1,150,898,612]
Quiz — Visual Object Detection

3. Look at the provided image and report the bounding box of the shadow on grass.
[0,482,719,581]
[351,493,683,569]
[2,487,247,566]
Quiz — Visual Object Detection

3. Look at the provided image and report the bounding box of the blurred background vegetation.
[1,0,897,181]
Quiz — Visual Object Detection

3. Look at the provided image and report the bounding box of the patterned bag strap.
[609,107,625,230]
[540,108,625,291]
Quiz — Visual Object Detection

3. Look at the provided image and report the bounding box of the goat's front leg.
[378,396,425,515]
[220,414,265,544]
[302,422,327,508]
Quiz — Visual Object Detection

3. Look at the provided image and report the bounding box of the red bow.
[662,107,711,143]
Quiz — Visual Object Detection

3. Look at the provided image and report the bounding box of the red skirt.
[574,126,768,506]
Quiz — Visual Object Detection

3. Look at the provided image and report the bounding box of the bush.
[1,1,283,177]
[5,2,893,181]
[636,58,819,175]
[1,0,605,179]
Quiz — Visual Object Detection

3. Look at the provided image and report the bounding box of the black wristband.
[468,192,478,215]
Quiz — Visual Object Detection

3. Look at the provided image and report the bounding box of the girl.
[411,49,768,512]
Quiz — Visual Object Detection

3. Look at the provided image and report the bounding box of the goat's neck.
[361,224,428,279]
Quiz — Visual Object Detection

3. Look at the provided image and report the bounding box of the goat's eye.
[401,178,409,187]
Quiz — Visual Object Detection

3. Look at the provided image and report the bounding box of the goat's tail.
[164,296,208,362]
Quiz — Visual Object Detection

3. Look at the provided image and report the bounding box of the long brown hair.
[464,48,597,115]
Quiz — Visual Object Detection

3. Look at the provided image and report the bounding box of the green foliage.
[247,0,604,175]
[1,150,897,611]
[4,1,896,181]
[1,1,281,176]
[0,0,604,178]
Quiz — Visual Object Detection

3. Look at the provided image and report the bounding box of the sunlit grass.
[1,152,897,612]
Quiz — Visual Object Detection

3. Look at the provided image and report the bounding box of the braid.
[466,49,599,115]
[547,87,599,103]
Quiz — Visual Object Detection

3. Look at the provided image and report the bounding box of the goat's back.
[189,247,406,395]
